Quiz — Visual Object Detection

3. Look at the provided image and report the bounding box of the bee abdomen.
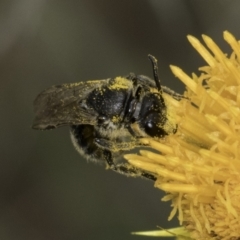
[70,125,111,163]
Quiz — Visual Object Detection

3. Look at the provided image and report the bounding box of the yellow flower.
[125,31,240,240]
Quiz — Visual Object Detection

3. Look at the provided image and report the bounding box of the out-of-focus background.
[1,1,240,239]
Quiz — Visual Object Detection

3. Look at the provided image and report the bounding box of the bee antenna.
[148,54,162,93]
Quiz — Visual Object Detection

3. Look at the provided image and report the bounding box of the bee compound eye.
[142,109,169,138]
[144,121,156,137]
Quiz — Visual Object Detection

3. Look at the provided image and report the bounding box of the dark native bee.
[32,55,181,181]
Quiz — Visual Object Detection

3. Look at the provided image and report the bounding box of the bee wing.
[32,80,108,130]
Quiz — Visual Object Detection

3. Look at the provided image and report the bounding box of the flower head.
[125,31,240,240]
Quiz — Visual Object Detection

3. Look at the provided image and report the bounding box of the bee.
[32,55,180,181]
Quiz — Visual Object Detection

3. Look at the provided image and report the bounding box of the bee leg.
[71,126,156,181]
[103,150,156,181]
[94,138,140,152]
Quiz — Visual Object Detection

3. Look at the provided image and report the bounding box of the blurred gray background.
[1,0,240,239]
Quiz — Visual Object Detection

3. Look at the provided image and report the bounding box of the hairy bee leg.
[71,125,155,180]
[103,150,156,181]
[94,138,141,152]
[95,138,156,180]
